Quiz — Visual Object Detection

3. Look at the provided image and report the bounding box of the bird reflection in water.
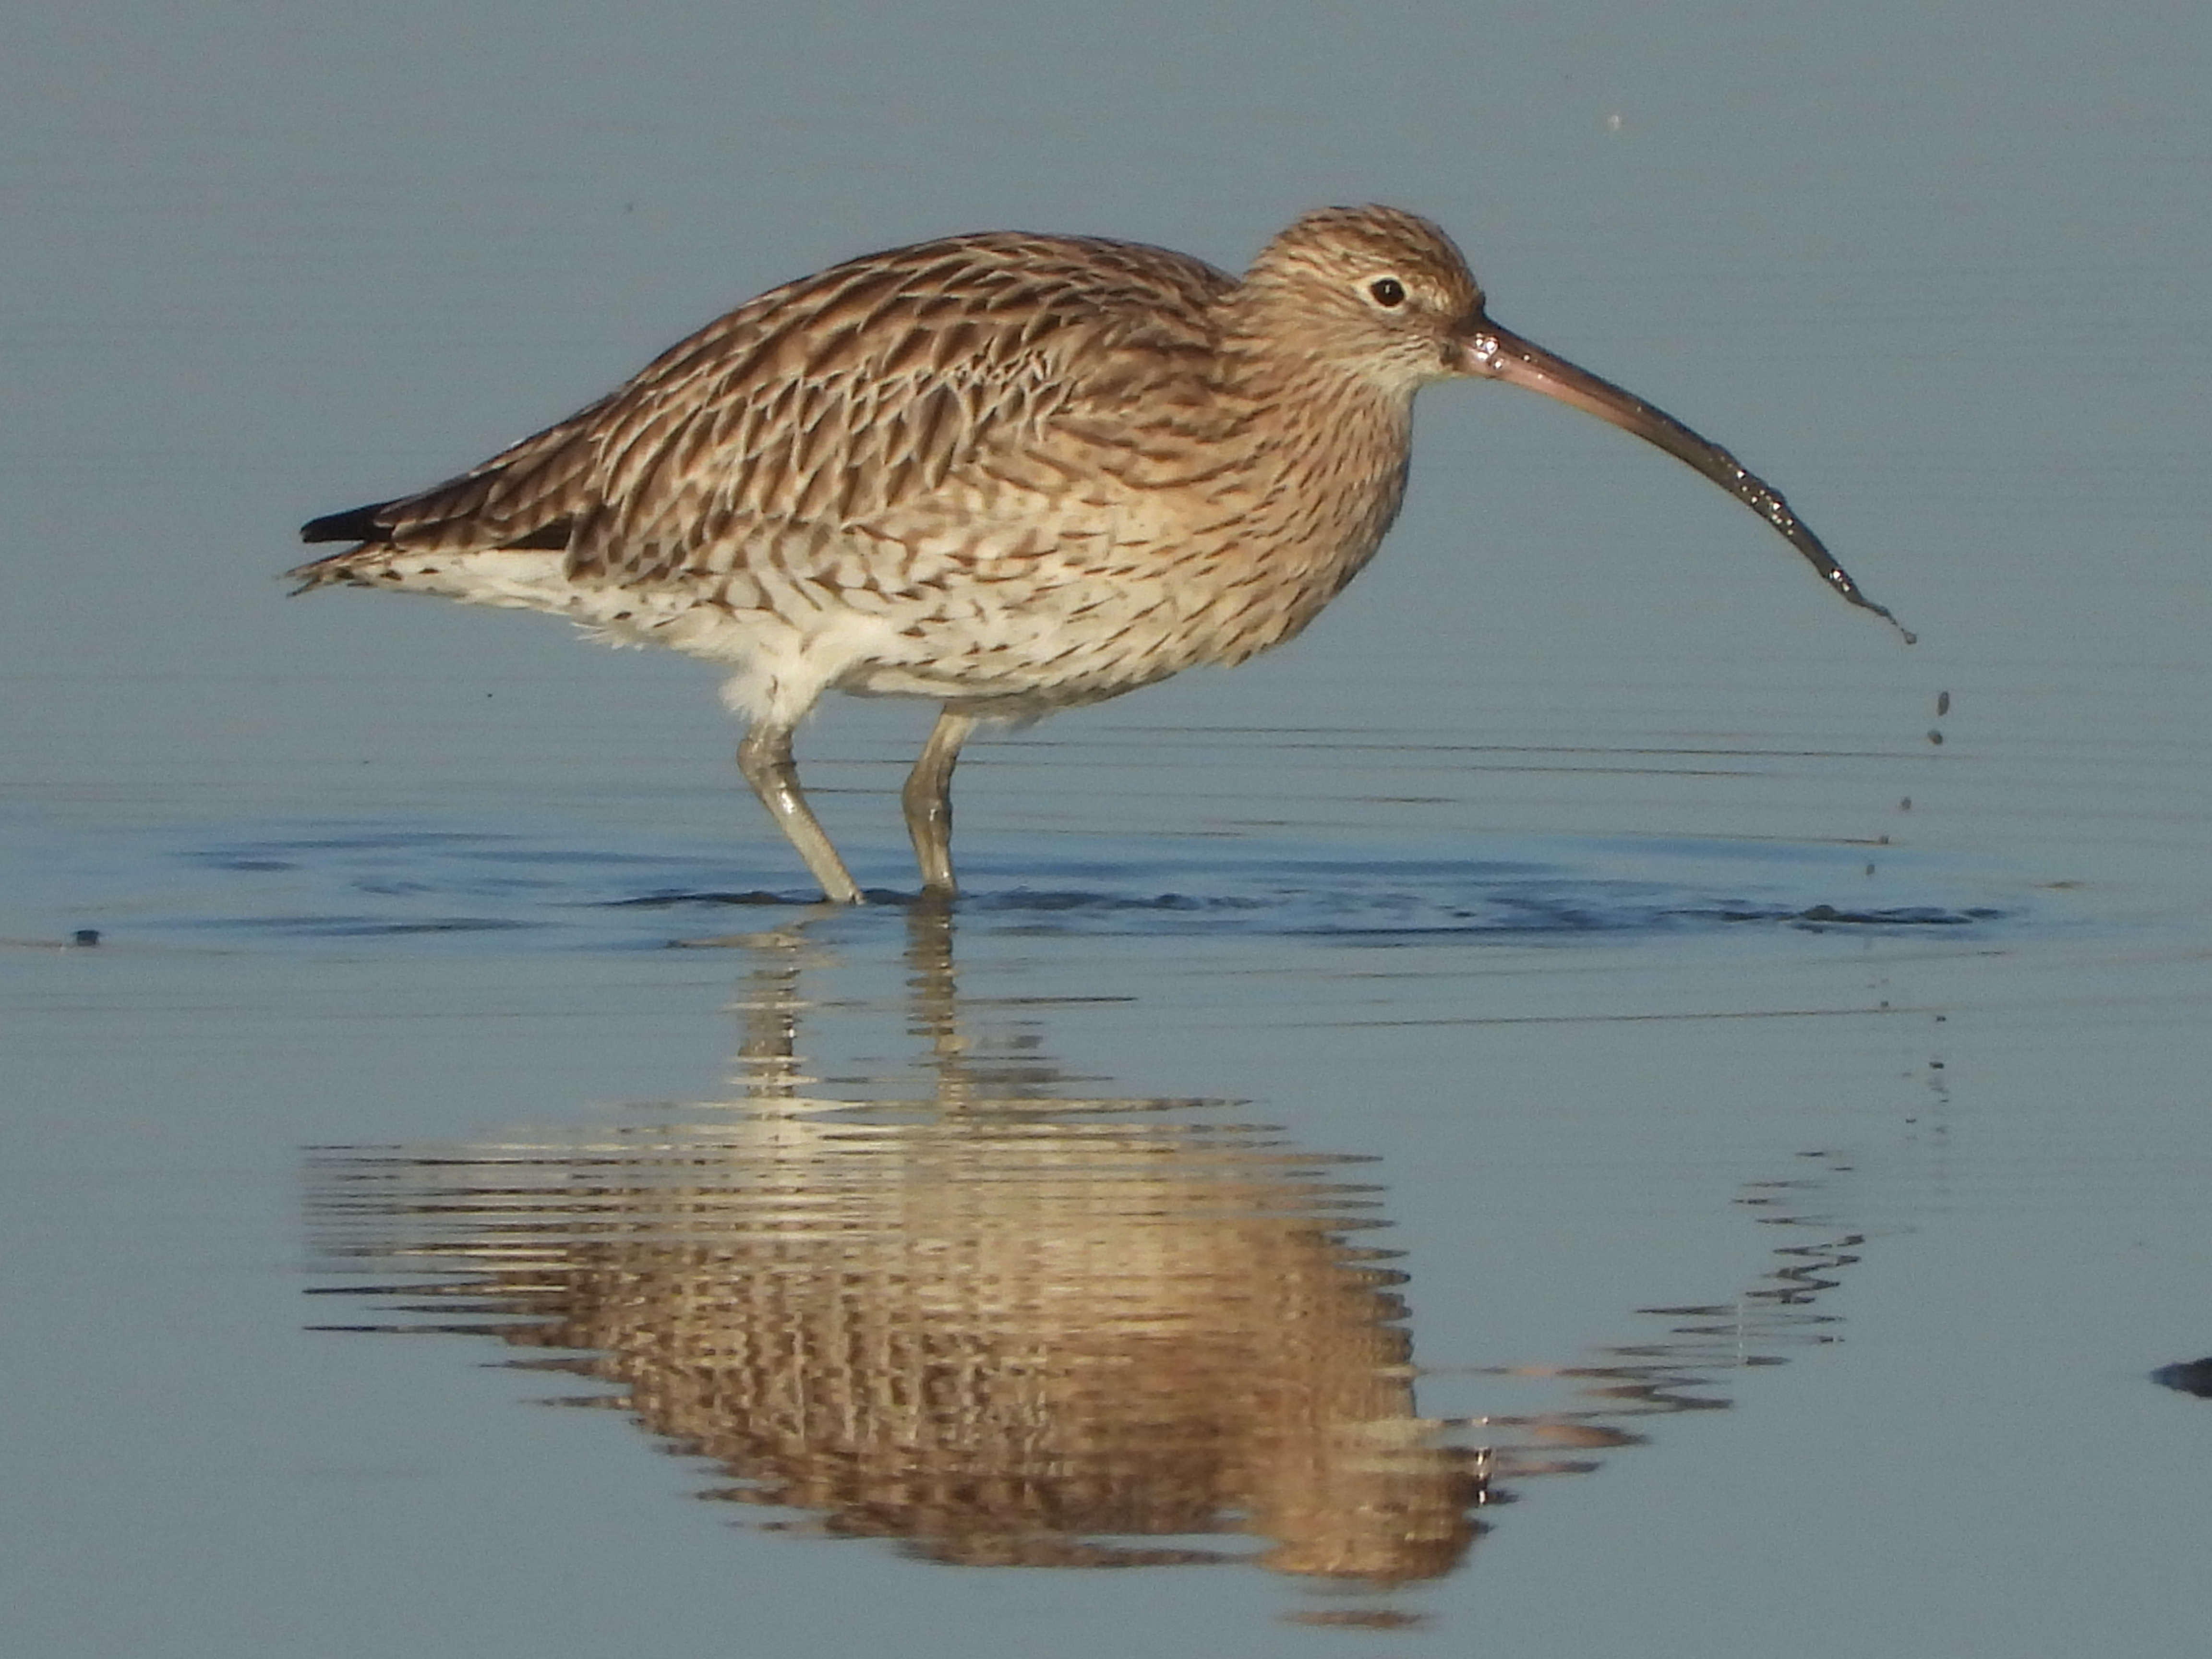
[312,906,1479,1579]
[307,906,1861,1593]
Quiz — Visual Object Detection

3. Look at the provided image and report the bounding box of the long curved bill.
[1458,314,1912,643]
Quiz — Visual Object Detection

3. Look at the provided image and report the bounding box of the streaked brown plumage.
[293,205,1905,902]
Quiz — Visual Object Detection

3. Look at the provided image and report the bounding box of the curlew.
[293,205,1906,903]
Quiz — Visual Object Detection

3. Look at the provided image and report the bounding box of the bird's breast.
[615,370,1419,709]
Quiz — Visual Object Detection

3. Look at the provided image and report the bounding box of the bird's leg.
[736,722,863,904]
[902,708,977,898]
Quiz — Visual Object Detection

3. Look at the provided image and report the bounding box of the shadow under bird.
[293,205,1908,903]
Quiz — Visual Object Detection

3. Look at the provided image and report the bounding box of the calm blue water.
[7,3,2211,1656]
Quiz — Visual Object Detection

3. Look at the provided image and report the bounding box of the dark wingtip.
[300,502,390,544]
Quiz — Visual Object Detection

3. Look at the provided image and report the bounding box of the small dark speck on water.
[1900,796,1912,811]
[2151,1357,2212,1398]
[72,929,100,947]
[1937,690,1952,717]
[1927,729,1945,745]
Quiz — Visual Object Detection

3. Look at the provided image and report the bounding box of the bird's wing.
[296,390,619,554]
[301,233,1236,588]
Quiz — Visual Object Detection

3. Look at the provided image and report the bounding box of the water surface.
[6,3,2212,1655]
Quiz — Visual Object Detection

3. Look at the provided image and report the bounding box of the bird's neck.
[1226,349,1417,530]
[1198,352,1418,651]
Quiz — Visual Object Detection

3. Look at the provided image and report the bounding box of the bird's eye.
[1368,276,1407,308]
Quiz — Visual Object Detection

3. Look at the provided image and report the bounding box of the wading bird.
[294,206,1905,902]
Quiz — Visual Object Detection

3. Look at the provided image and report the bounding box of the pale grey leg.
[902,708,977,897]
[737,722,863,904]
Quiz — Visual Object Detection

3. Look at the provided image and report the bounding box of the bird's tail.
[285,542,391,594]
[286,482,572,600]
[284,539,576,613]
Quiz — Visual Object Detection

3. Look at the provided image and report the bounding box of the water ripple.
[42,821,2011,953]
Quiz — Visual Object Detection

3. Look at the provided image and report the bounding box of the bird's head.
[1235,204,1911,637]
[1234,204,1483,395]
